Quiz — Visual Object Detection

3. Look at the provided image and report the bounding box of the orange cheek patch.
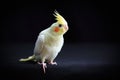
[54,27,60,32]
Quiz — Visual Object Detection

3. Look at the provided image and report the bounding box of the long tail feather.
[19,55,35,62]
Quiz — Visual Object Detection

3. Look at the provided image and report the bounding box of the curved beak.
[64,25,69,31]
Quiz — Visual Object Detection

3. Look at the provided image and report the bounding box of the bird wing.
[34,32,45,55]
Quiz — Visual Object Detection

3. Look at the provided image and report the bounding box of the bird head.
[50,11,69,36]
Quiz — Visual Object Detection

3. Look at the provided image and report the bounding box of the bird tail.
[19,55,35,62]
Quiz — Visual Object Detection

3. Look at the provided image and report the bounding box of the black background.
[2,0,120,43]
[1,0,120,80]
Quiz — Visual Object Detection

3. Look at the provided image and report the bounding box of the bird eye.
[58,24,62,27]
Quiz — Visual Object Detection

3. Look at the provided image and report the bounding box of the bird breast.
[44,35,64,53]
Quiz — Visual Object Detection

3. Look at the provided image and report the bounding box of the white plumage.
[20,11,68,73]
[34,28,64,63]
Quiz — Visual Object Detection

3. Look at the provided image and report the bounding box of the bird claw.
[37,62,47,73]
[49,62,57,65]
[37,61,57,73]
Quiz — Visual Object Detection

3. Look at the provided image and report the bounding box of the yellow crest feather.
[53,11,67,25]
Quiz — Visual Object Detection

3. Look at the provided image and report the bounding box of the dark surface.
[1,43,120,80]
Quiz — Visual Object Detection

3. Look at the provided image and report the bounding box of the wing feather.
[34,33,45,55]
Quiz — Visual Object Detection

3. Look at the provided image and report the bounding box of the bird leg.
[49,61,57,65]
[37,62,47,73]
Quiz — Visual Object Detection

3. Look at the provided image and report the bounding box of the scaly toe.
[50,62,57,65]
[37,62,47,73]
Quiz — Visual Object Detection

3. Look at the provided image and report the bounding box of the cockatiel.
[19,11,69,73]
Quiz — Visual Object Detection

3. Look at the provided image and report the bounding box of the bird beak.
[64,25,69,31]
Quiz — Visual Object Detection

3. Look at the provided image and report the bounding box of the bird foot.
[37,62,47,73]
[49,62,57,65]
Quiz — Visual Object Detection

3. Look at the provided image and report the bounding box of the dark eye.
[59,24,62,27]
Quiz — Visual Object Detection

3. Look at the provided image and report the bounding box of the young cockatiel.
[19,11,69,73]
